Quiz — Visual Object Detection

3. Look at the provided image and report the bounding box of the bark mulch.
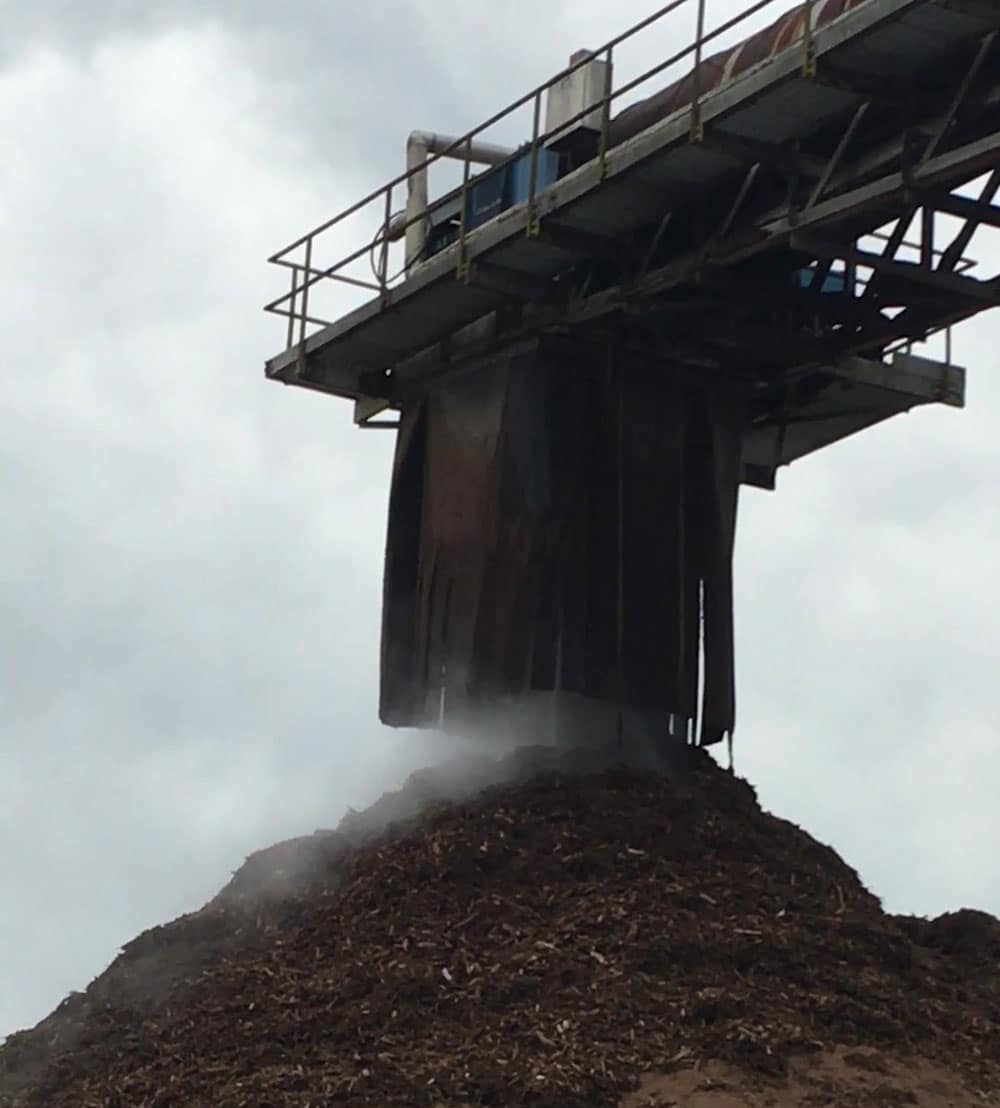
[2,745,998,1107]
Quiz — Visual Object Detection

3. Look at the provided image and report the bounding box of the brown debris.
[2,745,998,1107]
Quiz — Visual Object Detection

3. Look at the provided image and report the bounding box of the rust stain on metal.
[608,0,871,148]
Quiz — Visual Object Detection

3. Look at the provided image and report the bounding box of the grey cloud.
[3,1,572,182]
[0,20,475,1034]
[734,322,1000,917]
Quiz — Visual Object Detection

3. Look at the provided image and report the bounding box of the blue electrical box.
[424,148,563,260]
[466,148,561,232]
[467,168,508,229]
[506,149,561,206]
[794,268,848,294]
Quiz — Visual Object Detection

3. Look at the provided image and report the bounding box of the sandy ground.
[622,1046,989,1106]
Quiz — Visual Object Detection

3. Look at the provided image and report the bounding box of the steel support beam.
[702,130,825,177]
[926,191,1000,231]
[825,351,965,407]
[538,220,643,266]
[792,234,1000,305]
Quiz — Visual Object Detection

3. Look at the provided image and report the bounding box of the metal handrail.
[265,0,814,341]
[267,0,693,265]
[268,0,972,361]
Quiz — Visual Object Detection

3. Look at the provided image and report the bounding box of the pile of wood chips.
[2,745,998,1107]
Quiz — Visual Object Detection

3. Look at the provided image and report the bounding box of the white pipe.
[387,131,516,265]
[415,130,514,166]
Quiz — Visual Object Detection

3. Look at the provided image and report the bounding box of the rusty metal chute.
[380,340,747,747]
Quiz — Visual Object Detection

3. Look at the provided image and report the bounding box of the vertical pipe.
[406,136,430,267]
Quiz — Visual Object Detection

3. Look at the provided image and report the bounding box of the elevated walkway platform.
[261,0,1000,748]
[264,0,997,488]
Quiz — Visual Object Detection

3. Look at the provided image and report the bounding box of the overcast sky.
[3,0,999,1041]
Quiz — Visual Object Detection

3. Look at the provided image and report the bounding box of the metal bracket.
[354,395,401,426]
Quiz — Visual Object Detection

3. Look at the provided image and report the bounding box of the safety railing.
[265,0,830,354]
[860,227,978,364]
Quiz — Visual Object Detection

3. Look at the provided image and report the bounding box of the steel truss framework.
[265,0,999,492]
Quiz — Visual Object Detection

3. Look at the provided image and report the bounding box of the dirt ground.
[622,1047,989,1106]
[2,745,998,1107]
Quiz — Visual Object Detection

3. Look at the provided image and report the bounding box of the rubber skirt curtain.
[379,340,745,746]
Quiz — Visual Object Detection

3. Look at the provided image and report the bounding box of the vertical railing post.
[299,236,313,347]
[526,90,542,238]
[691,0,706,142]
[379,185,392,301]
[802,0,817,77]
[598,46,614,180]
[457,136,473,279]
[286,264,300,350]
[296,236,313,377]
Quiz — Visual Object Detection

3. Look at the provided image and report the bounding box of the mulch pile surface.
[2,745,998,1107]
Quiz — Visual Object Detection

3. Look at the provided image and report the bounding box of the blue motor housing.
[794,268,848,294]
[468,148,561,230]
[425,148,562,260]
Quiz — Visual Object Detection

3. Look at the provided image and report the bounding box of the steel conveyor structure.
[264,0,999,765]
